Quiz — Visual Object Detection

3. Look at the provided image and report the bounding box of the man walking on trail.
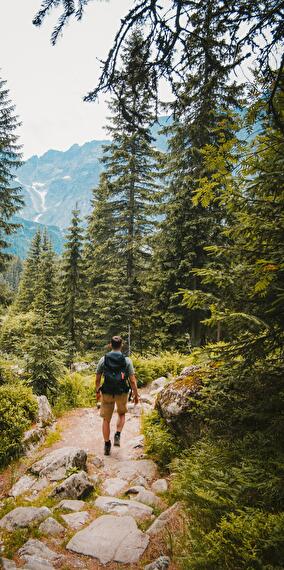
[95,335,139,456]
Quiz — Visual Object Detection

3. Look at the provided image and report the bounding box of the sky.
[0,0,134,159]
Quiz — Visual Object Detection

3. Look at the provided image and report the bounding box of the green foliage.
[142,410,181,468]
[0,383,37,467]
[132,350,200,385]
[13,230,42,313]
[0,311,36,355]
[0,355,21,385]
[178,508,284,570]
[0,76,23,272]
[84,30,160,353]
[53,372,97,415]
[60,207,86,362]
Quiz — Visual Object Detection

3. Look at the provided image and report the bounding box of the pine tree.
[151,0,242,348]
[84,175,131,351]
[172,79,284,568]
[85,30,160,352]
[25,233,64,397]
[0,76,23,271]
[13,230,42,312]
[60,207,85,362]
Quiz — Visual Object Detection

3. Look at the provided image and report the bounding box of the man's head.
[111,335,123,350]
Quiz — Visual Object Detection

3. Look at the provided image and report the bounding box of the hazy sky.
[0,0,134,159]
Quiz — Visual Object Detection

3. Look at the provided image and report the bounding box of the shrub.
[132,350,203,385]
[172,437,284,568]
[0,383,38,467]
[53,372,97,415]
[142,410,181,468]
[0,355,21,385]
[0,311,36,355]
[178,509,284,570]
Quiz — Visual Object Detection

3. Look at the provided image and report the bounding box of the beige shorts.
[100,393,128,421]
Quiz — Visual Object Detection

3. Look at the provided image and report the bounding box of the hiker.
[95,335,139,455]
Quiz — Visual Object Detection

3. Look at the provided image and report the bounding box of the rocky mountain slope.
[17,140,107,229]
[16,117,169,231]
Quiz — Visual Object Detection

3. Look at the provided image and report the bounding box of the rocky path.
[0,386,181,570]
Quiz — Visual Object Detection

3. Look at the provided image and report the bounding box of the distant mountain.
[7,217,64,259]
[16,117,169,230]
[17,140,107,229]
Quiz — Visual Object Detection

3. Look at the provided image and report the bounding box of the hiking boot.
[104,440,111,456]
[114,432,121,447]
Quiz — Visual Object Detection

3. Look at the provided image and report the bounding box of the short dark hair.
[111,335,123,349]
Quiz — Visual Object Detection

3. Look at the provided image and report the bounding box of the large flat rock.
[9,475,49,498]
[107,460,157,482]
[56,499,86,512]
[0,507,51,531]
[66,515,149,564]
[39,517,65,536]
[62,511,90,529]
[30,447,87,481]
[95,496,153,521]
[50,471,93,500]
[102,478,129,497]
[18,539,61,564]
[135,489,161,507]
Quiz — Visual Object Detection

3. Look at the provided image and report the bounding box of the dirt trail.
[49,403,143,461]
[0,394,181,570]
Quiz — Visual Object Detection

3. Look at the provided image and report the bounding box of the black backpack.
[101,352,130,395]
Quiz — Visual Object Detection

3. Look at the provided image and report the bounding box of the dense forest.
[0,0,283,567]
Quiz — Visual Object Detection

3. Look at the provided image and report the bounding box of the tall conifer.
[85,30,160,351]
[25,233,63,397]
[60,207,85,361]
[0,76,23,271]
[13,230,42,312]
[151,0,242,348]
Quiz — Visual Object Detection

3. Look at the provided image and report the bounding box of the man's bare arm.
[129,374,139,404]
[96,373,102,400]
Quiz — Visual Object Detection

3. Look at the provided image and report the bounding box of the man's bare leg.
[114,413,125,447]
[103,419,110,441]
[117,413,125,433]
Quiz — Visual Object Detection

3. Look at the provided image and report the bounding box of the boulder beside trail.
[155,365,203,441]
[151,479,168,494]
[67,515,149,564]
[147,502,181,536]
[22,427,46,452]
[151,377,167,390]
[0,507,51,531]
[36,396,54,427]
[50,471,93,500]
[29,447,87,481]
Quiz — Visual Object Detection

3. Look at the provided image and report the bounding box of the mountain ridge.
[17,117,169,230]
